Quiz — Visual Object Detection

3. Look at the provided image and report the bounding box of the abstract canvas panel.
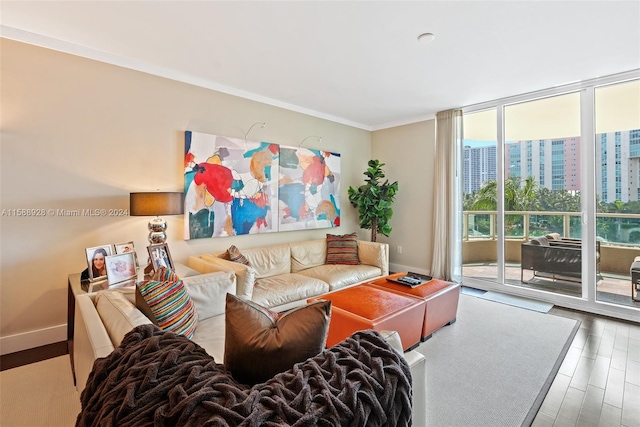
[278,145,340,231]
[184,131,279,239]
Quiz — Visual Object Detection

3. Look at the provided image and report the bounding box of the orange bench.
[308,284,425,351]
[368,273,460,341]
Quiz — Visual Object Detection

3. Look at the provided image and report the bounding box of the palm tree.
[471,176,539,210]
[470,176,539,233]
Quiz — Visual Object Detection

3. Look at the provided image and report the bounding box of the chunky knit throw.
[76,324,412,427]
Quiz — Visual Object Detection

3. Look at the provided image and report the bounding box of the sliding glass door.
[462,109,498,284]
[594,80,640,307]
[503,92,583,297]
[461,72,640,319]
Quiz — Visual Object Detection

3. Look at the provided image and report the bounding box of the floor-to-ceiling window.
[461,71,640,321]
[594,79,640,307]
[462,109,498,284]
[504,92,583,297]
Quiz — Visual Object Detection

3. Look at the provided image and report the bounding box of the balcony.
[463,211,640,308]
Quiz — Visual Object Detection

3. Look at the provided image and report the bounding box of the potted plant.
[348,159,398,242]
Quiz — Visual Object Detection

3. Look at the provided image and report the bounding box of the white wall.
[0,39,372,353]
[372,120,436,275]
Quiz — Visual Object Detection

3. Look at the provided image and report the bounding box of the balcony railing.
[463,210,640,276]
[463,210,640,245]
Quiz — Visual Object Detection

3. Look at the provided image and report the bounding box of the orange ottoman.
[308,284,425,351]
[369,273,460,341]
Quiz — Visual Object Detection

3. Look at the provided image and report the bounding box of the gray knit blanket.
[76,324,412,426]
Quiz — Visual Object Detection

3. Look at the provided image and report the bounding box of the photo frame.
[105,252,137,286]
[115,241,139,268]
[85,244,113,282]
[147,243,174,273]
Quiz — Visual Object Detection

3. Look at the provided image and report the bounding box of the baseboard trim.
[0,341,68,371]
[0,324,67,356]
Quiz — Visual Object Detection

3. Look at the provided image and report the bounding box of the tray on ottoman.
[368,273,460,341]
[308,284,425,351]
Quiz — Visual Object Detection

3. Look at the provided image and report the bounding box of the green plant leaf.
[348,159,398,242]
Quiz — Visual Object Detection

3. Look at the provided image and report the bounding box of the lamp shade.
[130,192,184,216]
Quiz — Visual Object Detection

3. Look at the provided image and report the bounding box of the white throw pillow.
[95,290,151,346]
[174,263,202,278]
[183,271,236,320]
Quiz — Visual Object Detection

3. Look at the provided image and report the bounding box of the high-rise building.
[463,145,497,194]
[505,137,581,192]
[596,129,640,203]
[464,129,640,203]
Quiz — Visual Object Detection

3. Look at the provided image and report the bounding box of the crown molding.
[0,25,372,131]
[371,113,436,131]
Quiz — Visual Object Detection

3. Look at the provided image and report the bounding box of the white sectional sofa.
[187,238,389,310]
[73,239,426,424]
[74,291,426,424]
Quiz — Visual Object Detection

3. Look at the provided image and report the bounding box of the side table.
[67,273,88,385]
[67,274,123,385]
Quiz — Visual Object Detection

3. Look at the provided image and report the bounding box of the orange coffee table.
[368,273,460,341]
[308,283,425,351]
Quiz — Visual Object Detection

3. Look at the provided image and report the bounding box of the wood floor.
[532,306,640,427]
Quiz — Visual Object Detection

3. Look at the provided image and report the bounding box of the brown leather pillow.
[224,293,331,385]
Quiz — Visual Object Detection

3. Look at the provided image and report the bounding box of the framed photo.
[105,252,137,286]
[85,244,113,282]
[147,243,173,273]
[115,241,139,267]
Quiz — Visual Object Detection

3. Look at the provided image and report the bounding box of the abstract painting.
[278,145,340,231]
[184,131,279,239]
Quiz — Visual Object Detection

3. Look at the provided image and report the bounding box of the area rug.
[478,290,554,313]
[0,355,80,426]
[416,293,579,427]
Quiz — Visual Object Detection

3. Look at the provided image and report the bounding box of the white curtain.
[430,109,463,282]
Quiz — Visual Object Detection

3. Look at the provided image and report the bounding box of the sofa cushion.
[251,273,330,308]
[95,290,151,347]
[298,264,382,291]
[243,244,291,278]
[325,233,360,265]
[190,314,226,364]
[224,293,331,385]
[182,271,236,321]
[136,277,198,339]
[198,254,257,300]
[290,239,327,273]
[173,263,202,278]
[357,240,389,276]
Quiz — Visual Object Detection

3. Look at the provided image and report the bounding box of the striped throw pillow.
[218,245,251,266]
[325,233,361,265]
[135,277,198,338]
[152,266,179,282]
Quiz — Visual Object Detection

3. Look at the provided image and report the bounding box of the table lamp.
[130,192,184,244]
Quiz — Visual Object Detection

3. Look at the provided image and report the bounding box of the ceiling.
[1,1,639,130]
